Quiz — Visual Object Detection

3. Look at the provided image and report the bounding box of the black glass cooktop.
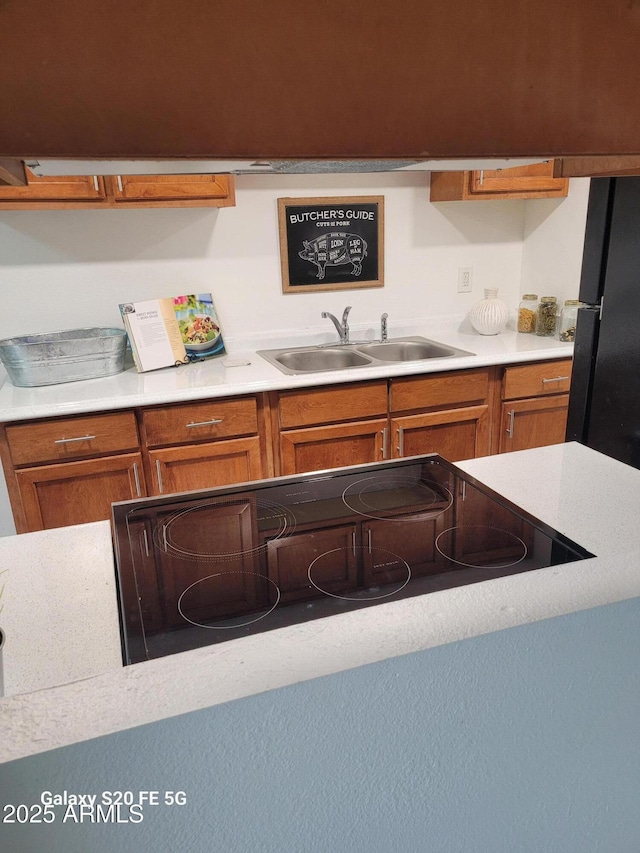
[111,454,594,665]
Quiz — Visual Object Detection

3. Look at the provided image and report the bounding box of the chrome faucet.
[380,312,388,342]
[321,306,352,344]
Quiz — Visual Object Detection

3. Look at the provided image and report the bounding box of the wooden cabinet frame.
[0,167,235,209]
[0,360,571,533]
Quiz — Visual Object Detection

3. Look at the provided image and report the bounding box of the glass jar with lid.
[535,296,558,337]
[517,294,539,333]
[559,300,580,342]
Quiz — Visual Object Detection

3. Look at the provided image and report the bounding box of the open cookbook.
[119,294,226,372]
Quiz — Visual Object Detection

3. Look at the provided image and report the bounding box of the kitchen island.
[1,441,640,765]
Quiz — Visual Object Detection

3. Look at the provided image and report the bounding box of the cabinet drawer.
[143,397,259,446]
[278,381,388,429]
[6,411,139,466]
[390,369,489,413]
[502,360,572,400]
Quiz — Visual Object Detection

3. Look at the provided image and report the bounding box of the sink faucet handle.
[380,312,388,342]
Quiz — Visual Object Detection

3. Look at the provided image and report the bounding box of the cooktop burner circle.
[435,525,528,569]
[341,475,453,522]
[156,497,297,561]
[308,546,411,600]
[177,571,281,629]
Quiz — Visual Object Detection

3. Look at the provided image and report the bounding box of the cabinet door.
[391,405,489,463]
[152,499,263,629]
[0,167,107,208]
[105,174,235,207]
[148,436,264,495]
[499,395,570,453]
[430,162,569,201]
[448,479,533,568]
[468,162,568,198]
[362,516,444,584]
[279,419,388,476]
[265,524,359,603]
[15,453,146,531]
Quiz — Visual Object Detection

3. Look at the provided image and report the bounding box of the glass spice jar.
[535,296,558,337]
[517,294,539,333]
[559,299,580,342]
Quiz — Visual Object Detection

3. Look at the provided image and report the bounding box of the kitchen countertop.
[2,441,639,764]
[0,318,573,422]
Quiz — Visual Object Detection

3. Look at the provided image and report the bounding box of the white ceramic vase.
[469,288,509,335]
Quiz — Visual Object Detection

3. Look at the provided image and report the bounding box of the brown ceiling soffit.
[554,156,640,178]
[0,159,27,187]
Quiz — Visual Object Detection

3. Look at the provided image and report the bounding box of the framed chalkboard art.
[277,196,384,294]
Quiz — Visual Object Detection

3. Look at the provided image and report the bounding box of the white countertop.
[2,441,639,764]
[0,317,573,422]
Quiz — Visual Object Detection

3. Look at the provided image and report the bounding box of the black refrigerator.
[566,176,640,469]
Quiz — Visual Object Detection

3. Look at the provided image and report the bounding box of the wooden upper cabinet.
[0,166,107,206]
[430,161,569,202]
[0,167,235,209]
[105,174,235,207]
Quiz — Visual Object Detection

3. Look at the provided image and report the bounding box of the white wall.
[0,173,590,536]
[520,177,591,302]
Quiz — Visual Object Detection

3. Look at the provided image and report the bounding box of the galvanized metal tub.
[0,327,127,387]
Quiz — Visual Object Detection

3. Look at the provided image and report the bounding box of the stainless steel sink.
[356,339,460,362]
[273,348,373,372]
[258,336,475,375]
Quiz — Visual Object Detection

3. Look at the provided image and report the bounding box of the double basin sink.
[257,336,475,375]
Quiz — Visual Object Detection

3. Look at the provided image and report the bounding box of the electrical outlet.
[457,267,473,293]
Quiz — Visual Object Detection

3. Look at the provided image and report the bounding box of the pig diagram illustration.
[298,232,367,280]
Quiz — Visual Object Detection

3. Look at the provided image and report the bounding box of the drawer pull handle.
[186,418,224,428]
[156,459,164,494]
[368,528,372,554]
[142,528,149,557]
[116,175,124,192]
[54,434,96,444]
[132,462,141,497]
[397,426,405,457]
[506,409,515,438]
[92,175,99,192]
[352,530,357,556]
[380,427,387,459]
[542,376,570,384]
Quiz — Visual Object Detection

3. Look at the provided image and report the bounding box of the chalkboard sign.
[277,196,384,293]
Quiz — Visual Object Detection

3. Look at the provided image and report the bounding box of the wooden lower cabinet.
[499,395,570,453]
[498,359,572,454]
[362,515,443,583]
[265,524,359,603]
[148,436,265,495]
[279,418,388,476]
[0,361,573,532]
[124,498,266,634]
[391,405,490,462]
[15,453,145,531]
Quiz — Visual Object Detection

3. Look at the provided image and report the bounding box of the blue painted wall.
[2,597,640,853]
